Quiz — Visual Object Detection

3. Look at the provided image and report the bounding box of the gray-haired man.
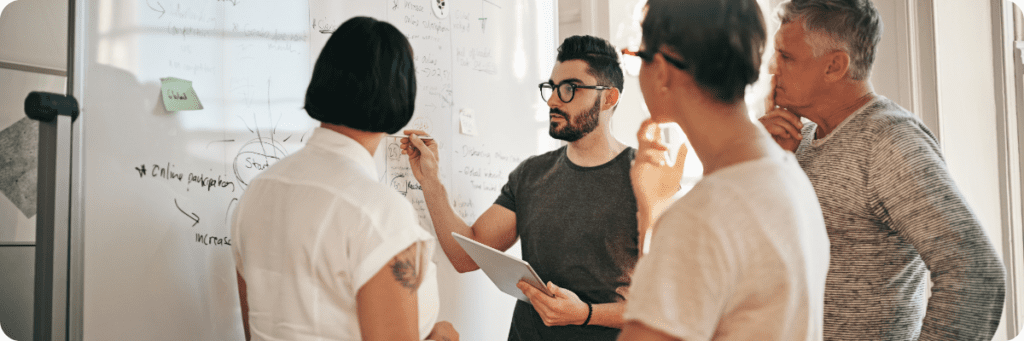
[759,0,1005,339]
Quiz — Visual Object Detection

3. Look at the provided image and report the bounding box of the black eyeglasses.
[622,48,688,71]
[539,81,613,103]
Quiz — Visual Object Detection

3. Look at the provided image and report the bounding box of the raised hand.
[759,75,803,152]
[400,129,440,184]
[630,119,686,213]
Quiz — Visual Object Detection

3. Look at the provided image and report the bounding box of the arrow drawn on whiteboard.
[146,0,166,18]
[174,198,200,227]
[225,198,239,224]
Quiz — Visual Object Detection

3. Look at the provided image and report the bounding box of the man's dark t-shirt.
[494,146,638,341]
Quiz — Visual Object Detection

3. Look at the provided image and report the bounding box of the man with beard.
[401,35,685,340]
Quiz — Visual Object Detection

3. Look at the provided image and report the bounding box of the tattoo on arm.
[391,255,422,292]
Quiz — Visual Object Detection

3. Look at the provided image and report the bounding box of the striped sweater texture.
[794,97,1005,341]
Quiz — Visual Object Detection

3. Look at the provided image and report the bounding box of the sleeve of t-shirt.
[622,207,736,341]
[869,118,1005,340]
[344,194,436,294]
[493,160,525,212]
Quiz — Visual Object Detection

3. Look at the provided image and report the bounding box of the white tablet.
[451,232,554,303]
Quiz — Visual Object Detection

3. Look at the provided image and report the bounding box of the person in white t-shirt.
[230,17,458,341]
[619,0,830,340]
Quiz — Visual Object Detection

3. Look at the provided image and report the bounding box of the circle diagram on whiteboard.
[432,0,448,19]
[233,138,287,190]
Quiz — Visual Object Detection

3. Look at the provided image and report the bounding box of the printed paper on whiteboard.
[459,108,478,136]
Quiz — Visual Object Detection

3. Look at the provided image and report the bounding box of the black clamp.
[25,91,79,122]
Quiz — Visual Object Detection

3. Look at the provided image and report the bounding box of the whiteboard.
[77,0,556,339]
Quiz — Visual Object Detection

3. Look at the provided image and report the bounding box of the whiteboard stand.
[27,0,78,339]
[25,92,77,341]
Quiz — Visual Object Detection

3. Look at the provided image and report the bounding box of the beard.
[549,96,601,142]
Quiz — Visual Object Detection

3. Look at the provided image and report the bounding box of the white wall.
[933,1,1009,339]
[871,1,914,112]
[606,0,644,149]
[0,0,67,71]
[934,0,1004,283]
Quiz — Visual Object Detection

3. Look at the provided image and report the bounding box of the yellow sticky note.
[160,77,203,111]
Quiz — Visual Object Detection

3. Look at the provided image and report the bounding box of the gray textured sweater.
[795,97,1005,340]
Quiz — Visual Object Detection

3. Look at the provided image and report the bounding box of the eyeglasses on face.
[538,81,613,103]
[622,48,689,71]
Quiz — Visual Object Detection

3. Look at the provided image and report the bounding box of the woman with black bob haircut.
[232,16,460,341]
[305,16,416,133]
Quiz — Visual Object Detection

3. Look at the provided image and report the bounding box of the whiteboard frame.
[67,0,86,339]
[31,0,80,339]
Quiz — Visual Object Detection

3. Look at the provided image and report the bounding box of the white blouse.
[232,128,438,340]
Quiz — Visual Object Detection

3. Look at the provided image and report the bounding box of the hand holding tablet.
[450,232,554,303]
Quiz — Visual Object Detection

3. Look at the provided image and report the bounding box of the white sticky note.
[459,108,478,136]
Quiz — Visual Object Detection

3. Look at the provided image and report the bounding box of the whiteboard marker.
[389,134,434,140]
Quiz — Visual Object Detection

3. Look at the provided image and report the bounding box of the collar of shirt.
[810,96,881,147]
[305,127,378,178]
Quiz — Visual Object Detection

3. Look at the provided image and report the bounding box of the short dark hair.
[557,35,624,93]
[304,17,416,134]
[642,0,766,103]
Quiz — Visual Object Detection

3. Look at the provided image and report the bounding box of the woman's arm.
[356,243,427,341]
